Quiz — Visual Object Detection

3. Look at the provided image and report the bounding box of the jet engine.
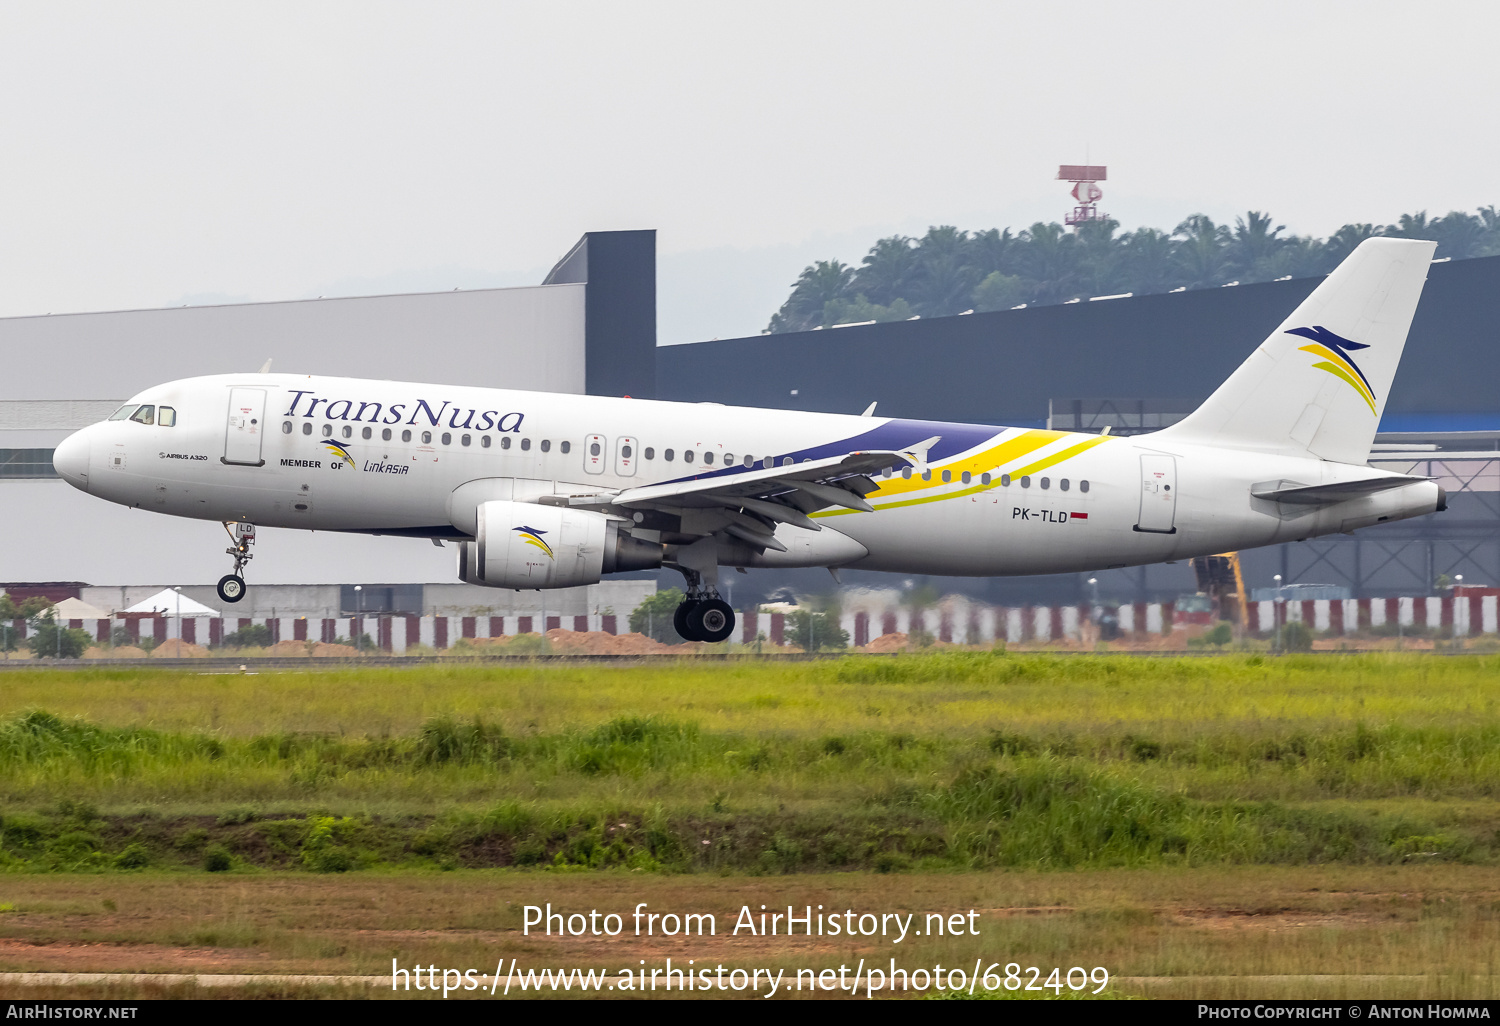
[457,500,661,589]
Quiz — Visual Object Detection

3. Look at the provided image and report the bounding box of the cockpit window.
[109,405,138,421]
[158,406,176,427]
[128,405,156,426]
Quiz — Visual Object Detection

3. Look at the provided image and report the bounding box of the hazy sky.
[1,1,1495,343]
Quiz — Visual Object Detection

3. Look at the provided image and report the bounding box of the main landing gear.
[672,566,736,643]
[216,522,256,604]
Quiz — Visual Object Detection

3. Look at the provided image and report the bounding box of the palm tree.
[1228,211,1286,282]
[1428,211,1486,259]
[851,237,917,307]
[910,226,981,316]
[1323,223,1381,264]
[967,227,1017,280]
[1171,215,1232,289]
[1074,217,1124,296]
[1017,222,1079,304]
[1118,227,1177,295]
[765,260,855,333]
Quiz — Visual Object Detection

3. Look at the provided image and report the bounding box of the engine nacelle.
[457,500,662,589]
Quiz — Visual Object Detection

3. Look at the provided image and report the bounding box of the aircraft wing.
[547,450,911,550]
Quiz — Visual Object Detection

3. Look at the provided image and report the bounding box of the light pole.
[354,586,363,649]
[174,586,181,658]
[1273,574,1283,653]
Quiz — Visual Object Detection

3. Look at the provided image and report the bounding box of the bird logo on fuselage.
[1286,325,1377,414]
[319,441,357,467]
[514,526,554,559]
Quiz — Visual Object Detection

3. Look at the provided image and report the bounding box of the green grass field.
[0,653,1496,998]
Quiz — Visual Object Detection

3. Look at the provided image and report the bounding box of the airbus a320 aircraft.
[52,238,1443,642]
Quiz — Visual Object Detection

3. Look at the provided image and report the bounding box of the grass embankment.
[0,653,1497,875]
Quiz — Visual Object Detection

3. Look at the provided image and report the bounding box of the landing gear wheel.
[688,599,735,644]
[673,600,702,642]
[216,574,246,604]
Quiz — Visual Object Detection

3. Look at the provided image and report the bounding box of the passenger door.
[583,434,607,475]
[1135,454,1177,533]
[615,436,638,477]
[223,388,267,467]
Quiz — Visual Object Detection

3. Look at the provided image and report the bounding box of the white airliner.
[52,238,1443,642]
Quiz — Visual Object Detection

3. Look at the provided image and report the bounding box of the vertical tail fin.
[1159,237,1436,464]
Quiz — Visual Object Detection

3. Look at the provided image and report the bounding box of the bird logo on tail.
[1286,325,1377,415]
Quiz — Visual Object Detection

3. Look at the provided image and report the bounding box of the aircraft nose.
[53,428,91,491]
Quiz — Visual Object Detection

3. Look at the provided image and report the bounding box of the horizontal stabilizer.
[1251,476,1422,505]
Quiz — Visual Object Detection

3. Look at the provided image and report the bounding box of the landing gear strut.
[672,566,735,643]
[217,522,255,604]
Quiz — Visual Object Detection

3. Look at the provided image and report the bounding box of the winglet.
[860,401,878,417]
[258,358,273,374]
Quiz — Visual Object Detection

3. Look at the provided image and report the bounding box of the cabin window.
[362,426,372,440]
[703,452,714,465]
[941,470,951,483]
[723,453,733,464]
[520,438,531,451]
[109,405,138,421]
[644,447,654,460]
[684,450,695,464]
[480,435,490,448]
[782,457,793,467]
[590,442,601,456]
[322,424,333,438]
[1020,476,1031,488]
[128,405,155,426]
[882,467,892,478]
[461,434,471,447]
[540,439,551,452]
[622,444,633,458]
[1080,480,1090,493]
[382,428,392,442]
[961,471,970,484]
[744,455,754,467]
[282,422,293,435]
[921,470,931,481]
[560,440,571,454]
[1040,477,1050,490]
[902,468,912,479]
[342,425,353,439]
[421,431,432,444]
[303,423,313,436]
[664,449,674,461]
[158,407,176,427]
[501,436,511,450]
[982,473,991,485]
[440,432,451,445]
[1060,478,1069,491]
[401,429,412,442]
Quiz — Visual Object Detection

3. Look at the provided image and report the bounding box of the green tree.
[766,260,856,333]
[629,588,686,645]
[851,236,919,308]
[1227,210,1286,282]
[785,608,849,652]
[26,613,90,659]
[1172,214,1232,288]
[1,595,55,657]
[971,271,1025,312]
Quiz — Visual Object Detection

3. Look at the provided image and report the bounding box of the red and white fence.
[8,594,1495,653]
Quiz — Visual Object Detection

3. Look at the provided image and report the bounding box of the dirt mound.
[543,628,677,655]
[312,642,361,657]
[84,645,147,659]
[150,639,210,658]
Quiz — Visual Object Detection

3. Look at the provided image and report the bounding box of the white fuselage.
[53,373,1442,579]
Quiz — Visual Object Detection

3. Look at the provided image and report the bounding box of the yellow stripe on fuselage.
[865,429,1064,500]
[817,431,1114,517]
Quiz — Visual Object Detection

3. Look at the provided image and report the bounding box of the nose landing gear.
[217,522,256,604]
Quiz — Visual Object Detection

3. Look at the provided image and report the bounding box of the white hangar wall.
[0,283,584,585]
